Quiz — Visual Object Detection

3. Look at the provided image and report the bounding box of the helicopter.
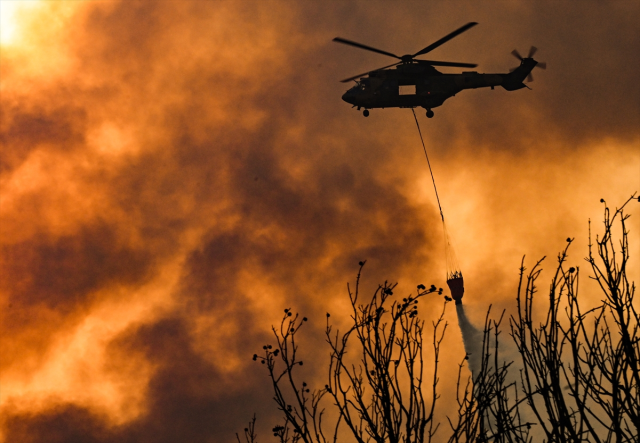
[334,22,545,118]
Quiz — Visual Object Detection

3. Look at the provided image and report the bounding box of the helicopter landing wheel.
[363,110,370,117]
[426,109,434,118]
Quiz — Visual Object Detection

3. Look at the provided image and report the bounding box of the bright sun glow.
[0,0,44,46]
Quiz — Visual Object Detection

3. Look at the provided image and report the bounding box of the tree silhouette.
[324,276,445,443]
[511,194,638,442]
[239,194,638,443]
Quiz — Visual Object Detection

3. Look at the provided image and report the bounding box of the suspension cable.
[411,108,444,222]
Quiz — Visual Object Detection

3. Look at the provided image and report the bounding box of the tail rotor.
[510,46,546,82]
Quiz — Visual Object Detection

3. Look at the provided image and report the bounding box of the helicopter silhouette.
[334,22,545,118]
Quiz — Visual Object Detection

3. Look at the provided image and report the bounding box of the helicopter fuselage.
[342,61,533,114]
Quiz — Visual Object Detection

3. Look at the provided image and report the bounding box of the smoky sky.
[1,1,639,442]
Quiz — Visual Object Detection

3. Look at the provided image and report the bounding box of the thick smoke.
[0,1,638,442]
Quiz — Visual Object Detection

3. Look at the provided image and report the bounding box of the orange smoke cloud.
[1,1,638,442]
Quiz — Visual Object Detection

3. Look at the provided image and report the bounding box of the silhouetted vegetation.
[511,195,639,442]
[239,195,638,443]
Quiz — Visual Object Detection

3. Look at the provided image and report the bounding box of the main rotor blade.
[339,62,401,83]
[333,37,401,60]
[536,61,547,69]
[527,46,538,58]
[418,59,477,68]
[413,22,478,57]
[527,72,534,82]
